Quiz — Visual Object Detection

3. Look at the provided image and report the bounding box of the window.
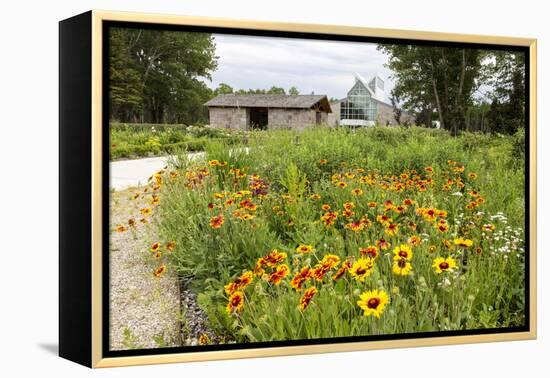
[340,81,377,125]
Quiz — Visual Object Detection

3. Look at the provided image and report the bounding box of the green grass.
[152,126,525,343]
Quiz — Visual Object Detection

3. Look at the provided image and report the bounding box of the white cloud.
[208,33,395,102]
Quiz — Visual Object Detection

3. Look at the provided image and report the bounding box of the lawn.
[118,126,526,345]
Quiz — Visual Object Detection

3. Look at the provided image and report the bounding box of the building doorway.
[316,111,322,125]
[250,108,268,130]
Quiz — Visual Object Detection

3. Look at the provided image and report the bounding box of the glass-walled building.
[339,73,385,127]
[326,72,416,127]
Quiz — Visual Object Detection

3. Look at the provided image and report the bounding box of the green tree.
[109,28,143,122]
[378,44,483,134]
[485,52,525,134]
[214,83,234,95]
[109,28,218,124]
[389,90,403,125]
[267,86,286,95]
[288,86,300,95]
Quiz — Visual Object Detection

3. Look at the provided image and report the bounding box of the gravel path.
[109,188,182,350]
[179,279,214,346]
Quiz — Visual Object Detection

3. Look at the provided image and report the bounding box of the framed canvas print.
[59,10,537,368]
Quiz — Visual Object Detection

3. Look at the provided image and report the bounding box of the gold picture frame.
[59,10,537,368]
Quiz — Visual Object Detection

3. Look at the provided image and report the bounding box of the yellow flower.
[454,238,473,248]
[226,291,244,314]
[432,256,457,273]
[208,159,219,166]
[357,290,390,318]
[310,194,321,200]
[349,258,375,282]
[336,181,348,188]
[165,241,176,251]
[393,244,413,261]
[140,207,152,216]
[296,244,314,254]
[392,258,413,276]
[299,287,318,311]
[351,188,363,196]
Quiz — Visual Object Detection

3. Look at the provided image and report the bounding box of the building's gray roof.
[205,94,332,112]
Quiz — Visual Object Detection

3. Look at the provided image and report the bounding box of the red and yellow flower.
[268,264,290,285]
[226,291,245,314]
[257,250,287,268]
[290,267,312,291]
[209,215,225,229]
[224,271,254,295]
[299,287,318,311]
[296,244,315,254]
[385,223,399,236]
[153,264,166,278]
[359,246,378,259]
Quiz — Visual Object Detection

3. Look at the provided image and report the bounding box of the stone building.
[204,94,332,130]
[328,73,414,127]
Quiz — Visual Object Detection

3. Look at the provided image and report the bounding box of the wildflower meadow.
[114,126,526,345]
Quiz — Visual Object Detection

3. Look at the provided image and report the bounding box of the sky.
[207,33,395,102]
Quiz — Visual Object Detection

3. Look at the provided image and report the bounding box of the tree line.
[378,44,525,135]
